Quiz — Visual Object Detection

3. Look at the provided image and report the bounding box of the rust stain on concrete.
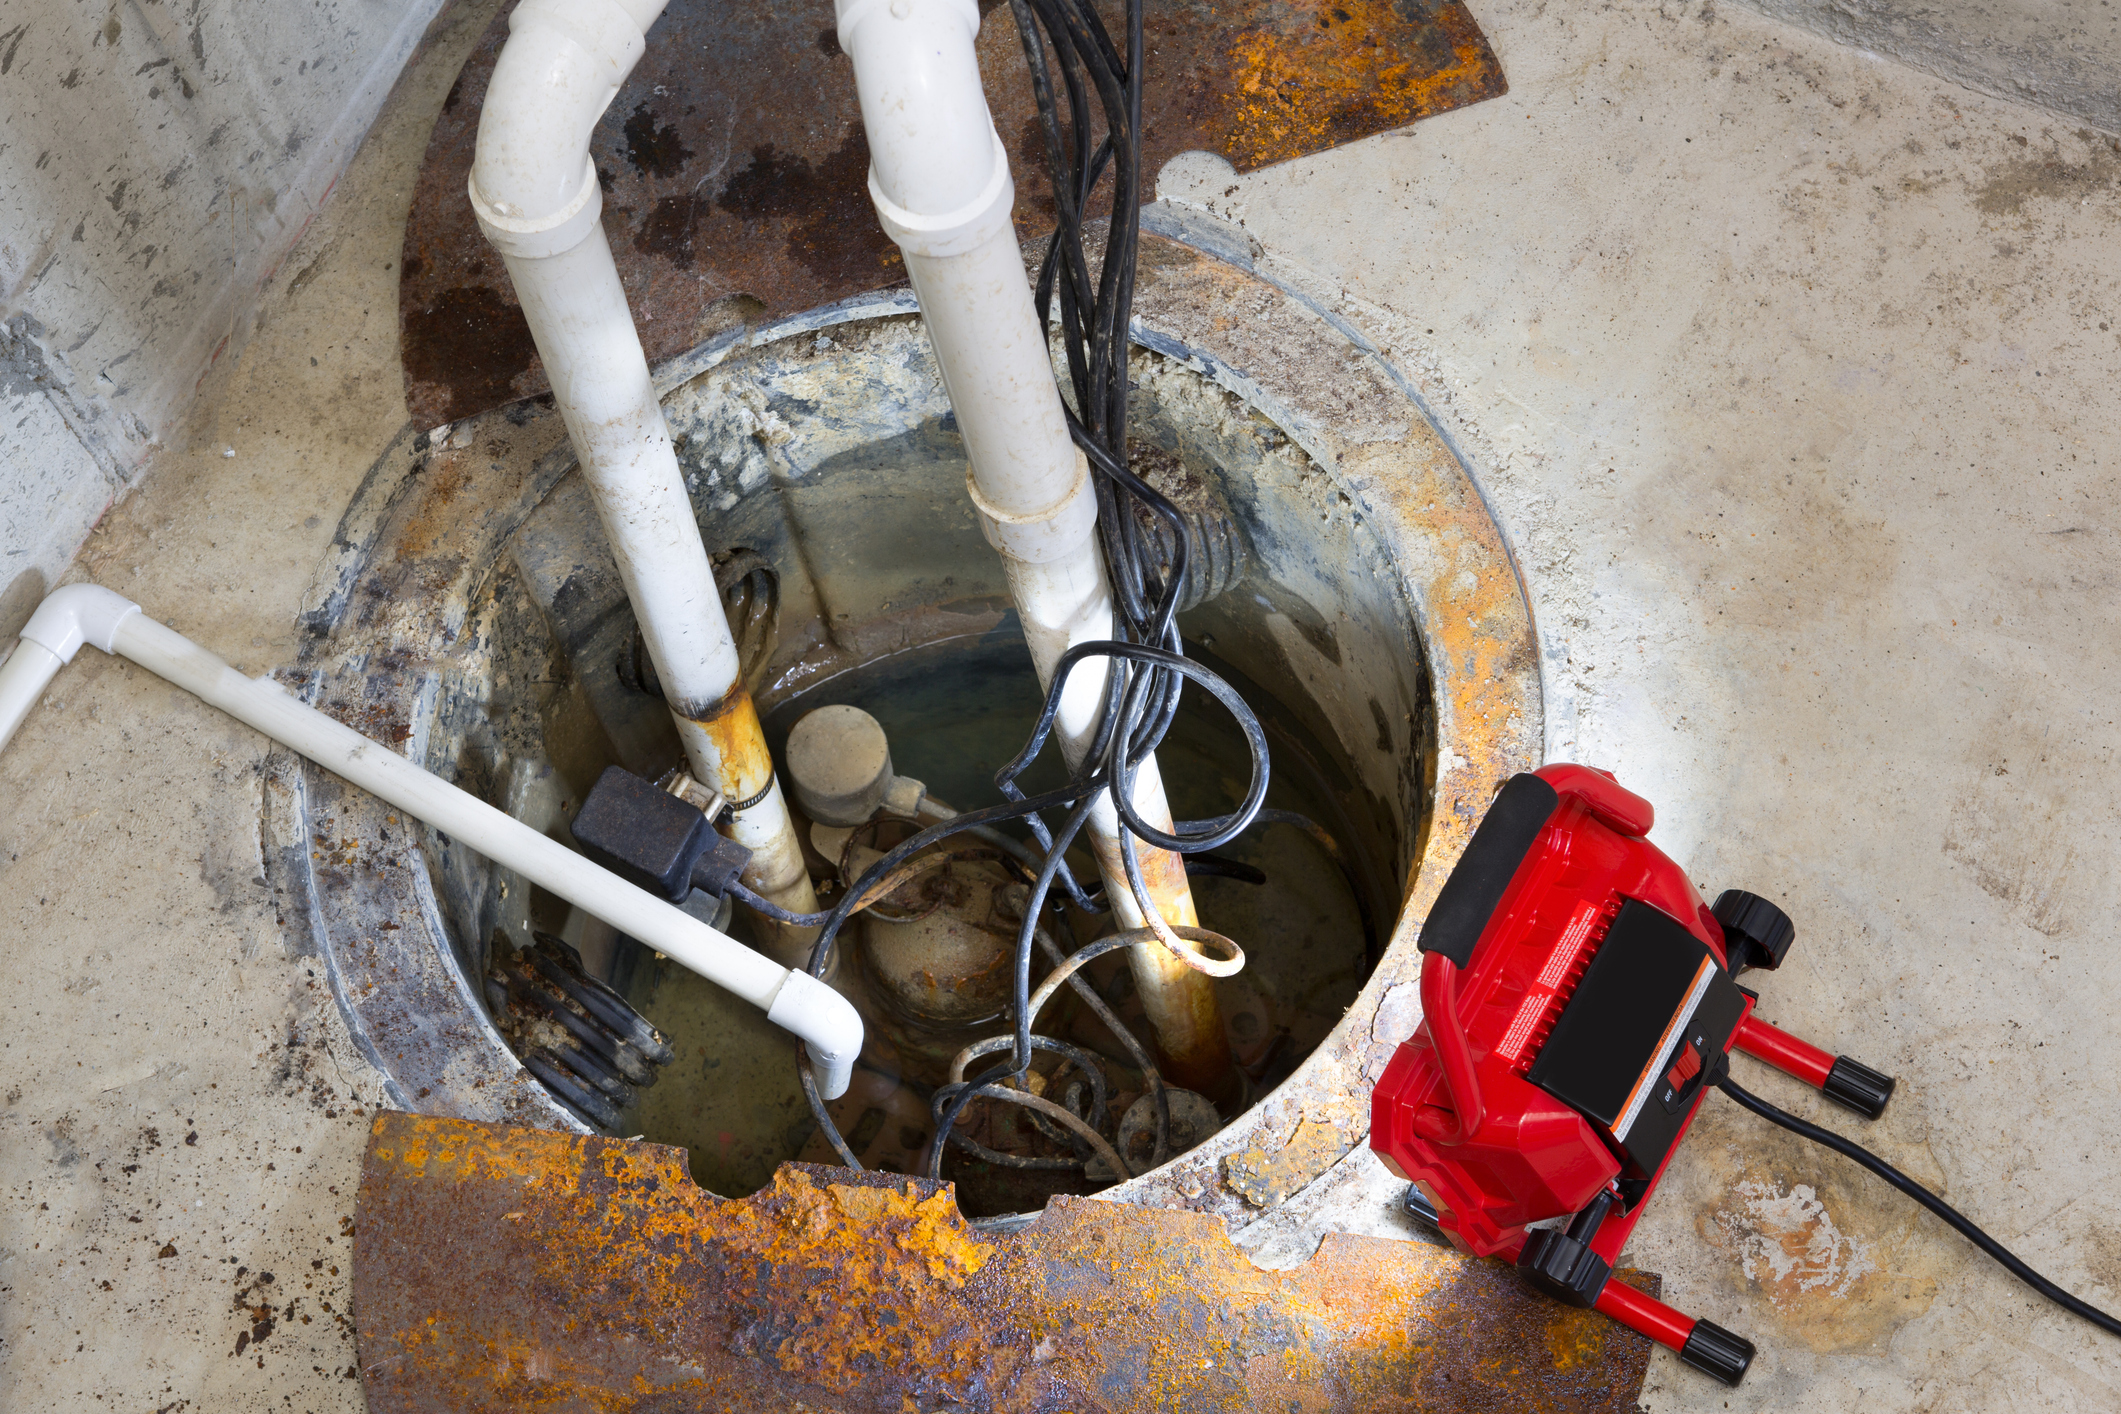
[1689,1101,1944,1353]
[1222,1116,1356,1209]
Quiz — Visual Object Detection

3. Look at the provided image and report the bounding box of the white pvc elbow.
[18,581,141,661]
[838,0,998,218]
[469,0,670,259]
[768,973,862,1100]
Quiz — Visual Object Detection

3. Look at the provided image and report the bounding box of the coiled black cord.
[1718,1074,2121,1340]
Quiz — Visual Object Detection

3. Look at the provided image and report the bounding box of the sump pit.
[629,626,1396,1210]
[293,233,1541,1224]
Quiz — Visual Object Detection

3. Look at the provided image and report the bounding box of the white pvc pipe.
[838,0,1226,1084]
[836,0,1199,924]
[0,639,63,747]
[1001,547,1186,933]
[840,0,996,216]
[0,585,861,1099]
[470,0,819,947]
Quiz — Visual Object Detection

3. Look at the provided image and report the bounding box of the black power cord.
[1718,1074,2121,1340]
[729,878,830,928]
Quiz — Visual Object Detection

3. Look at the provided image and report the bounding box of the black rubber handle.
[1420,773,1558,967]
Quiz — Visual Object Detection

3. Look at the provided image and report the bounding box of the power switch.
[1665,1041,1703,1092]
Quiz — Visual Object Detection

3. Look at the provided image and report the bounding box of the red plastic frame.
[1369,763,1878,1368]
[1371,764,1743,1263]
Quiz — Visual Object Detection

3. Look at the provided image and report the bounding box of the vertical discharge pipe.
[836,0,1231,1093]
[467,0,819,963]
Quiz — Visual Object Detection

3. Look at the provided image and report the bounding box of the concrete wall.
[1725,0,2121,137]
[0,0,446,635]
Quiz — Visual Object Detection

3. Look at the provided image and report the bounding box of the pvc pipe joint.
[19,582,141,662]
[966,451,1099,565]
[864,127,1014,260]
[837,0,994,217]
[768,973,861,1097]
[470,154,604,260]
[468,0,664,257]
[838,0,1097,566]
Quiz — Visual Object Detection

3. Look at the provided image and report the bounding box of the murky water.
[623,628,1389,1209]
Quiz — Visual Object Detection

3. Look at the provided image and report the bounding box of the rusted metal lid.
[355,1111,1657,1411]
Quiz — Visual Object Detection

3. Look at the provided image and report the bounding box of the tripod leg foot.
[1821,1054,1896,1119]
[1678,1318,1757,1386]
[1734,1016,1896,1119]
[1594,1278,1756,1387]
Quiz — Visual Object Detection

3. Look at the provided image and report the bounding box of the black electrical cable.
[940,1034,1115,1166]
[728,879,831,928]
[796,642,1265,1177]
[1183,852,1266,885]
[1245,808,1380,963]
[950,1034,1113,1131]
[798,1056,862,1169]
[793,782,1107,1171]
[943,1128,1085,1171]
[1031,917,1172,1165]
[1718,1074,2121,1340]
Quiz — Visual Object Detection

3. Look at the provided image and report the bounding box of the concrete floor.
[3,0,2117,1407]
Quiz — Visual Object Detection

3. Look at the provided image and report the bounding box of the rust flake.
[1221,1115,1354,1208]
[1212,0,1506,172]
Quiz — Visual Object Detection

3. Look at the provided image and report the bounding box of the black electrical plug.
[571,765,751,903]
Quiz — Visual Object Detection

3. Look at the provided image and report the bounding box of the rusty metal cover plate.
[398,0,1506,426]
[355,1112,1656,1411]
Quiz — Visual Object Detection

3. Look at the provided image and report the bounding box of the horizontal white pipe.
[0,585,861,1099]
[470,0,819,937]
[0,639,64,750]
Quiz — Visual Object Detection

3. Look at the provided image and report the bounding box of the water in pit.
[621,627,1390,1213]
